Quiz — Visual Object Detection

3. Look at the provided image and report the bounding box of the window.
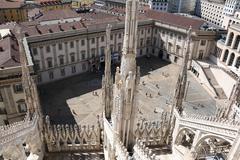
[140,38,144,47]
[32,48,38,55]
[199,50,204,59]
[70,53,75,62]
[91,48,96,58]
[101,36,104,42]
[58,43,62,50]
[110,45,114,53]
[110,34,113,40]
[91,38,95,44]
[118,43,121,52]
[59,55,64,65]
[35,60,40,71]
[81,39,85,46]
[141,29,144,35]
[178,36,182,41]
[0,93,3,102]
[37,75,42,83]
[72,66,76,73]
[146,38,151,45]
[140,49,143,55]
[100,47,105,56]
[47,58,53,68]
[82,63,86,71]
[49,71,54,79]
[174,56,178,63]
[13,84,23,93]
[148,28,151,33]
[17,101,27,113]
[81,50,86,60]
[200,40,206,46]
[118,33,121,39]
[46,46,50,53]
[60,68,65,76]
[70,41,74,48]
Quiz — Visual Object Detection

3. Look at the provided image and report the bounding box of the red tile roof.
[19,8,205,37]
[0,35,20,68]
[0,0,23,9]
[143,9,205,30]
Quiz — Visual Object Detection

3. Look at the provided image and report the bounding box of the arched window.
[235,57,240,69]
[228,53,235,66]
[222,50,229,62]
[227,32,234,46]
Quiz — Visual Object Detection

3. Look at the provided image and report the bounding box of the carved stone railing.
[135,112,171,146]
[133,139,156,160]
[179,113,240,139]
[0,112,39,148]
[114,136,131,160]
[44,116,101,152]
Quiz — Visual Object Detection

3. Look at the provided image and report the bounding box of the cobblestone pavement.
[39,56,221,125]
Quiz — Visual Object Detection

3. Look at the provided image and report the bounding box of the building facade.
[168,0,197,14]
[215,24,240,76]
[222,11,240,29]
[0,27,34,125]
[0,1,28,24]
[148,0,168,12]
[20,8,218,84]
[195,0,225,26]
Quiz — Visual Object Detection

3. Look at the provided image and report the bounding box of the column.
[76,40,80,62]
[190,130,202,159]
[232,55,238,67]
[39,47,46,70]
[225,32,231,45]
[220,49,225,61]
[237,41,240,52]
[64,42,69,64]
[226,53,232,65]
[231,34,238,49]
[52,44,57,67]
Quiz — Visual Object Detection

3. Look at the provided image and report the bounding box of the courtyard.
[39,56,221,125]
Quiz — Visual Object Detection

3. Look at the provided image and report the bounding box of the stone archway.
[194,135,232,160]
[175,128,196,149]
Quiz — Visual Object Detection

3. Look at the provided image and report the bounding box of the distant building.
[148,0,168,12]
[168,0,197,14]
[222,11,240,29]
[195,0,240,28]
[0,26,34,125]
[0,0,28,24]
[195,0,225,27]
[215,24,240,76]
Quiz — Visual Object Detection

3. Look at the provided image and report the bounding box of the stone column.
[232,55,238,67]
[52,44,57,67]
[226,53,232,65]
[237,41,240,52]
[39,47,46,70]
[64,42,69,64]
[220,49,225,61]
[231,34,238,49]
[225,32,231,45]
[76,40,80,62]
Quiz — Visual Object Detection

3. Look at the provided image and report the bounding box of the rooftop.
[0,34,20,68]
[19,7,205,37]
[0,0,23,9]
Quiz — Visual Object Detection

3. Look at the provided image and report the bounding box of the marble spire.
[173,26,192,114]
[120,0,139,79]
[103,24,113,119]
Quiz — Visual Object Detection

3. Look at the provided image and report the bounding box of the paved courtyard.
[39,56,220,125]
